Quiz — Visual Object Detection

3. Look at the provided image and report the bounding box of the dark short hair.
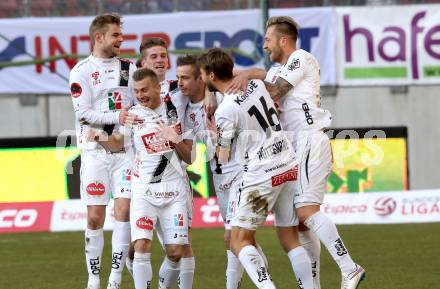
[139,37,167,57]
[266,16,299,42]
[176,54,200,78]
[198,48,233,81]
[89,13,122,45]
[132,68,159,84]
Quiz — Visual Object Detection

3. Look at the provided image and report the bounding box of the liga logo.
[374,197,397,217]
[86,181,105,196]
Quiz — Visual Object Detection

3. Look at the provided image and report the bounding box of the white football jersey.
[121,101,187,194]
[160,80,188,126]
[184,93,240,175]
[215,79,296,186]
[69,55,136,150]
[266,49,332,136]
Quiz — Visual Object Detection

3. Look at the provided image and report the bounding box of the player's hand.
[203,89,217,119]
[225,70,248,94]
[119,104,144,125]
[86,128,107,142]
[156,120,182,144]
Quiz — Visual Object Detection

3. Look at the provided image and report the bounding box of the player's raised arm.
[225,68,267,94]
[264,76,294,102]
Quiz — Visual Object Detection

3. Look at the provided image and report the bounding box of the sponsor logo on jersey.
[91,71,100,86]
[86,181,105,196]
[136,216,153,230]
[302,103,314,125]
[108,91,122,110]
[173,213,184,227]
[70,82,82,98]
[287,58,300,70]
[271,165,298,187]
[141,123,182,154]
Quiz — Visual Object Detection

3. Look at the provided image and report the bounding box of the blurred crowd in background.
[1,0,439,18]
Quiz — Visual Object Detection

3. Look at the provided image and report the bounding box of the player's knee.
[134,239,151,253]
[166,245,184,262]
[87,214,104,229]
[182,244,194,258]
[113,199,130,221]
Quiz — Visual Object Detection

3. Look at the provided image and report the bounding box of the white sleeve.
[214,103,238,148]
[70,67,120,125]
[183,108,195,141]
[278,53,305,87]
[128,63,138,106]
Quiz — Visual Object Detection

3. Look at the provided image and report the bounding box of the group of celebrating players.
[69,12,365,289]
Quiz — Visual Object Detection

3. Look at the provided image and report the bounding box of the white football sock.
[159,256,181,288]
[304,211,356,276]
[178,257,195,289]
[85,228,104,289]
[299,230,321,289]
[287,246,314,289]
[256,243,269,269]
[238,245,276,289]
[126,257,133,276]
[108,221,130,285]
[133,252,152,289]
[226,250,244,289]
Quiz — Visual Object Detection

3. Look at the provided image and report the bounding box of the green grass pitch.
[1,223,439,289]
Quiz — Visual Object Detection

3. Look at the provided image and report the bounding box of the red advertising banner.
[0,202,53,233]
[191,197,275,228]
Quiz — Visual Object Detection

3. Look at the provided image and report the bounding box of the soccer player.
[90,68,193,289]
[199,48,314,289]
[227,16,366,289]
[69,13,140,289]
[176,54,247,289]
[139,37,195,289]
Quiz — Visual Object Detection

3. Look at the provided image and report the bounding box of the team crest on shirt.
[91,71,100,86]
[120,70,129,81]
[189,112,199,127]
[287,58,300,70]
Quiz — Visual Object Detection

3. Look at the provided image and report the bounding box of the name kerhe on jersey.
[141,122,182,154]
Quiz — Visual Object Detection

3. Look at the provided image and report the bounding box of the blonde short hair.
[266,16,299,42]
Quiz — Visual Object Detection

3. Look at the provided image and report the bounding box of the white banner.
[0,7,335,94]
[50,199,115,231]
[337,4,440,85]
[323,190,440,224]
[46,190,440,232]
